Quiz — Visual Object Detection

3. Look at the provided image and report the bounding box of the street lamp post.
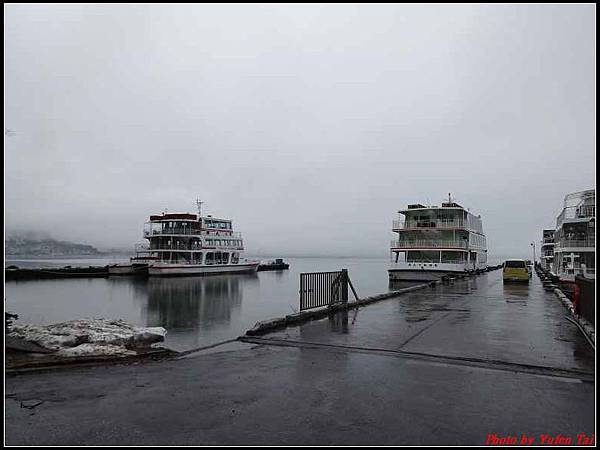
[530,242,536,265]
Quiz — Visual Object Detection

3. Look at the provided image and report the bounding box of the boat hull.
[108,264,149,276]
[388,269,467,282]
[257,263,290,271]
[148,262,259,277]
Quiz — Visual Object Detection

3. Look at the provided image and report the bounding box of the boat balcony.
[390,239,468,250]
[554,237,595,250]
[541,247,555,256]
[149,238,244,251]
[577,205,595,219]
[204,231,242,238]
[144,228,201,237]
[392,219,466,230]
[556,264,595,279]
[203,241,245,250]
[144,228,242,238]
[151,244,244,251]
[557,205,595,228]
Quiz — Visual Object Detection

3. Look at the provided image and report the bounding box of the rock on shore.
[6,319,167,357]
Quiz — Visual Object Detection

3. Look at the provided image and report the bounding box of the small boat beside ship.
[257,259,290,271]
[108,244,160,276]
[389,195,488,282]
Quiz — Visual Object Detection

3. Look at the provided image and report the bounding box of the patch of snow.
[7,319,166,356]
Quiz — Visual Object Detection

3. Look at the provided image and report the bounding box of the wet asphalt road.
[5,272,595,445]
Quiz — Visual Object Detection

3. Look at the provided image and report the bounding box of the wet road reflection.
[328,309,349,334]
[270,272,595,373]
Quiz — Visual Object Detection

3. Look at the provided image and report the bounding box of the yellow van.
[503,259,530,283]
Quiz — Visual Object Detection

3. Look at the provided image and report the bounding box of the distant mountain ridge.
[5,236,101,256]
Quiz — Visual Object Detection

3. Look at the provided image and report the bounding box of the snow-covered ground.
[7,319,166,357]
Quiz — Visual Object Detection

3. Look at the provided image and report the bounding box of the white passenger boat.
[553,189,595,282]
[389,195,488,282]
[142,201,259,277]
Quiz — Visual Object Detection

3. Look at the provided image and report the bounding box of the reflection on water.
[134,275,249,329]
[389,280,424,291]
[5,257,393,351]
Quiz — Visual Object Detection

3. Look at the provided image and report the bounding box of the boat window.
[407,251,439,263]
[206,252,214,265]
[441,252,463,263]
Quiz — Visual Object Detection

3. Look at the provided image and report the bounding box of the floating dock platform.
[5,266,110,281]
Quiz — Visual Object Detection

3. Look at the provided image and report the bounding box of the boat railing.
[144,229,202,237]
[557,264,596,278]
[557,205,596,228]
[391,239,468,249]
[144,229,242,238]
[390,261,468,268]
[393,219,466,230]
[554,237,596,249]
[577,205,595,218]
[150,242,244,251]
[203,243,245,250]
[206,231,242,238]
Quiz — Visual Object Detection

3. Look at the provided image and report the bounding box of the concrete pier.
[5,271,595,445]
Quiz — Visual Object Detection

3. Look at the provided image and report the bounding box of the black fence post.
[341,269,349,304]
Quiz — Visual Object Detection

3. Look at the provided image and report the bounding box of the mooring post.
[341,269,349,304]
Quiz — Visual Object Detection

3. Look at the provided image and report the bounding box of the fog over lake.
[5,4,595,259]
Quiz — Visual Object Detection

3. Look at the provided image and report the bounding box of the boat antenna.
[448,192,452,203]
[196,198,204,216]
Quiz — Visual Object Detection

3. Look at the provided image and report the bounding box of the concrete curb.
[244,282,433,336]
[536,267,595,346]
[552,287,595,347]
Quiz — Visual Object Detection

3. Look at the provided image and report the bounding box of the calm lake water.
[6,256,404,351]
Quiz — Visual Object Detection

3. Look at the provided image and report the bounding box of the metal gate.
[299,269,359,311]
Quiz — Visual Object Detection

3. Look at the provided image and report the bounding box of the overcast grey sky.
[5,4,596,258]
